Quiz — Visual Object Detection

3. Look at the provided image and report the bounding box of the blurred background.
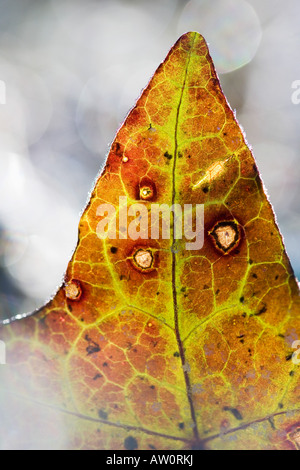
[0,0,299,321]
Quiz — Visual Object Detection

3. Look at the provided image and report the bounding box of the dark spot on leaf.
[178,422,185,430]
[278,403,284,409]
[255,304,267,316]
[124,436,138,450]
[275,275,279,280]
[249,259,253,265]
[290,371,295,377]
[268,417,275,430]
[112,141,123,157]
[286,353,293,361]
[98,409,108,420]
[239,296,244,303]
[223,406,243,421]
[84,335,101,355]
[93,373,103,381]
[164,151,173,160]
[202,186,209,193]
[181,287,186,292]
[173,352,180,357]
[103,362,108,367]
[150,385,155,389]
[38,316,47,329]
[188,154,191,159]
[110,246,118,254]
[178,152,183,158]
[148,444,156,450]
[252,273,258,279]
[86,344,100,355]
[215,289,220,295]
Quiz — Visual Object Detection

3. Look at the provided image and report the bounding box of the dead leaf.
[1,32,300,450]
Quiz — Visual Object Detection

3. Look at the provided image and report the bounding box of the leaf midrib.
[171,32,199,442]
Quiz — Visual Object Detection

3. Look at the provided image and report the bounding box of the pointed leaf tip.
[0,32,300,451]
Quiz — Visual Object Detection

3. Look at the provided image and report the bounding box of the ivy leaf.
[1,32,300,450]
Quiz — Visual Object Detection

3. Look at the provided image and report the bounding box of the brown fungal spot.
[136,176,156,201]
[209,220,240,254]
[112,141,124,157]
[133,248,153,270]
[64,279,82,300]
[140,186,153,200]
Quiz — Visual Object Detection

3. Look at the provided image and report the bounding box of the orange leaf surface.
[1,32,300,450]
